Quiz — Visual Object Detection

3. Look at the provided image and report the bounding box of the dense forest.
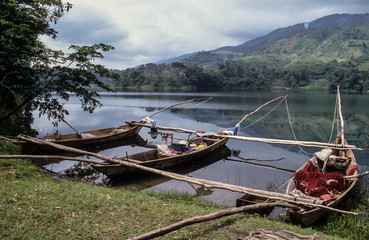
[114,56,369,92]
[114,18,369,92]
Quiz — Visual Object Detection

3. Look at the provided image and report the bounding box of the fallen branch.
[127,202,300,240]
[17,134,360,216]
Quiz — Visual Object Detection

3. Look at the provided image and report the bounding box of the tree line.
[114,57,369,92]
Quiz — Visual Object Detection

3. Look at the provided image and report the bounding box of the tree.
[0,0,118,134]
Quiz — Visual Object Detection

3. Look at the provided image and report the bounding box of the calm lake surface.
[33,91,369,207]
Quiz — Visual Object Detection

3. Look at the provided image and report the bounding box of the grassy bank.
[0,140,351,239]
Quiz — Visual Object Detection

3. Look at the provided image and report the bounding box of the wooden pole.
[127,202,300,240]
[17,134,361,214]
[214,134,362,150]
[126,122,197,134]
[127,122,361,150]
[225,158,295,173]
[237,96,287,126]
[344,171,369,180]
[146,97,212,118]
[0,154,106,165]
[337,86,345,145]
[0,135,20,143]
[62,118,82,137]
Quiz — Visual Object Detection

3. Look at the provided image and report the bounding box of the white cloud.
[43,0,369,69]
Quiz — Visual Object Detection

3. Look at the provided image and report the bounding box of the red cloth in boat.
[292,161,346,198]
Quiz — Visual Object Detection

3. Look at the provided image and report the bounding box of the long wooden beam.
[215,134,362,150]
[0,154,106,165]
[127,122,362,150]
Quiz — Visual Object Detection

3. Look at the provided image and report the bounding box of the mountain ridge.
[156,13,369,66]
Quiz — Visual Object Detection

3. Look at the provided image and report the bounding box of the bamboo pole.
[17,134,360,214]
[127,202,300,240]
[127,122,361,150]
[146,97,212,118]
[214,134,362,150]
[237,95,287,126]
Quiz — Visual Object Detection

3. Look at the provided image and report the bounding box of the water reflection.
[32,91,369,207]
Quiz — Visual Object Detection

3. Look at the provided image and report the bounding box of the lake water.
[33,91,369,207]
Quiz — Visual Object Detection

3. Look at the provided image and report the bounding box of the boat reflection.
[38,134,147,179]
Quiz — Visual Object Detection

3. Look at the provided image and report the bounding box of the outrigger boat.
[16,97,212,154]
[285,87,359,226]
[92,134,228,179]
[21,123,142,154]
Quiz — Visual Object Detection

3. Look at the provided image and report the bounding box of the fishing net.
[292,161,346,198]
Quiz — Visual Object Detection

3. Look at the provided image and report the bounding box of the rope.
[284,97,313,156]
[276,179,290,193]
[329,94,339,143]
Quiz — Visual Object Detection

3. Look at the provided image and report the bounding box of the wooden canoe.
[21,124,142,153]
[285,138,359,226]
[92,136,228,178]
[236,194,275,215]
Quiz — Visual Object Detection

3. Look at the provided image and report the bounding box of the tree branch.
[128,202,300,240]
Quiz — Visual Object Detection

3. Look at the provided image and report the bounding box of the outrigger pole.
[146,97,212,118]
[127,122,361,150]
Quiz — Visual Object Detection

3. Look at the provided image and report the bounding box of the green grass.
[0,140,357,239]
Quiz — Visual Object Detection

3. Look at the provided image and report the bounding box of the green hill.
[115,14,369,92]
[185,22,369,68]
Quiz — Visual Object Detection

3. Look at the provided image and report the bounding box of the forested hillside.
[114,14,369,92]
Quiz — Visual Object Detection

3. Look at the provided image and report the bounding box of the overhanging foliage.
[0,0,118,134]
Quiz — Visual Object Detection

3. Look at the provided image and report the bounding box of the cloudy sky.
[43,0,369,70]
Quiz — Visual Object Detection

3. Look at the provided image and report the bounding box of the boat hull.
[92,136,228,178]
[21,124,142,153]
[236,194,275,215]
[286,139,358,226]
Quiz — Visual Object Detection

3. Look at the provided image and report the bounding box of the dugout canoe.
[285,138,359,226]
[92,135,228,178]
[21,124,142,153]
[286,86,359,226]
